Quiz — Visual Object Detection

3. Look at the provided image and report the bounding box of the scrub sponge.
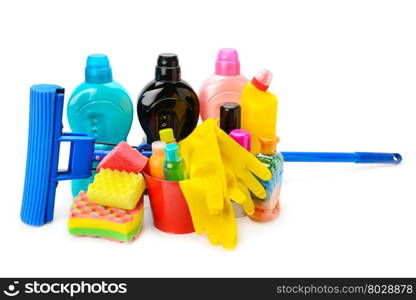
[97,141,148,174]
[87,168,146,210]
[68,191,144,243]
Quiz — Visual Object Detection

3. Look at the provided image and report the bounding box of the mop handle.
[94,143,402,164]
[281,152,402,164]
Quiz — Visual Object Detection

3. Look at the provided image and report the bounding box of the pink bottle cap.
[251,68,273,91]
[215,48,241,76]
[230,129,251,151]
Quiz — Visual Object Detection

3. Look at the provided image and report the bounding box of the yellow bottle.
[241,69,278,154]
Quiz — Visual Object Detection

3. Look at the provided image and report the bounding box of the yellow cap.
[259,135,279,155]
[159,128,175,144]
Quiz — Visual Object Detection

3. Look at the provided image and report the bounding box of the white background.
[0,0,415,277]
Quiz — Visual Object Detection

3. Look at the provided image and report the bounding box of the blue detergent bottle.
[67,54,133,196]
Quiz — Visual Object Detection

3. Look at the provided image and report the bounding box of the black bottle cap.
[220,102,241,134]
[155,53,181,81]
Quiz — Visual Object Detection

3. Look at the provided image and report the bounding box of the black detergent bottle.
[137,53,200,143]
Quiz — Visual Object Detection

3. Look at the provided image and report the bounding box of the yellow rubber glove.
[179,178,237,249]
[179,119,237,249]
[178,119,272,249]
[215,125,272,207]
[179,119,228,215]
[226,172,255,215]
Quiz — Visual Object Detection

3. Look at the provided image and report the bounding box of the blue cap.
[164,143,180,162]
[85,54,113,84]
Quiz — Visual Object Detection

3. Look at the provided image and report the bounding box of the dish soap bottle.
[67,54,133,196]
[249,135,283,222]
[163,143,187,181]
[137,53,199,144]
[199,48,247,120]
[241,69,278,154]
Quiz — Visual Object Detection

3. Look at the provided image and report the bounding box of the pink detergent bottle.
[199,48,248,120]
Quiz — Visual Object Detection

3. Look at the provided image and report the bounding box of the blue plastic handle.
[57,133,96,180]
[93,145,402,165]
[281,152,402,164]
[135,143,152,157]
[93,143,152,163]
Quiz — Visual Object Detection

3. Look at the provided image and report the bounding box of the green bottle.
[163,143,186,181]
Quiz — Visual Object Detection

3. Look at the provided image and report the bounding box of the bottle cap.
[164,143,180,162]
[215,48,241,76]
[85,54,113,84]
[230,129,251,151]
[251,68,273,91]
[219,102,241,134]
[259,135,279,155]
[152,141,166,156]
[155,53,181,81]
[159,128,175,144]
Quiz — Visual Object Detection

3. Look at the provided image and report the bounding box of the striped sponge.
[68,191,144,243]
[97,141,148,174]
[87,168,146,210]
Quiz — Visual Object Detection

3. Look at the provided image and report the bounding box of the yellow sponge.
[87,168,146,210]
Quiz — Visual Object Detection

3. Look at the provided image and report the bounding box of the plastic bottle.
[163,143,187,181]
[230,129,251,151]
[249,136,284,222]
[137,53,199,144]
[198,48,248,120]
[219,103,241,134]
[149,141,166,179]
[241,69,278,154]
[67,54,133,196]
[229,129,251,218]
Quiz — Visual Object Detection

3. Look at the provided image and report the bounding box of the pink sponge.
[97,141,148,174]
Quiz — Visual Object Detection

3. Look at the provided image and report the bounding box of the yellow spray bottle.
[241,69,278,154]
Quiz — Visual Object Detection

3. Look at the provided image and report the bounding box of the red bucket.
[143,170,194,234]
